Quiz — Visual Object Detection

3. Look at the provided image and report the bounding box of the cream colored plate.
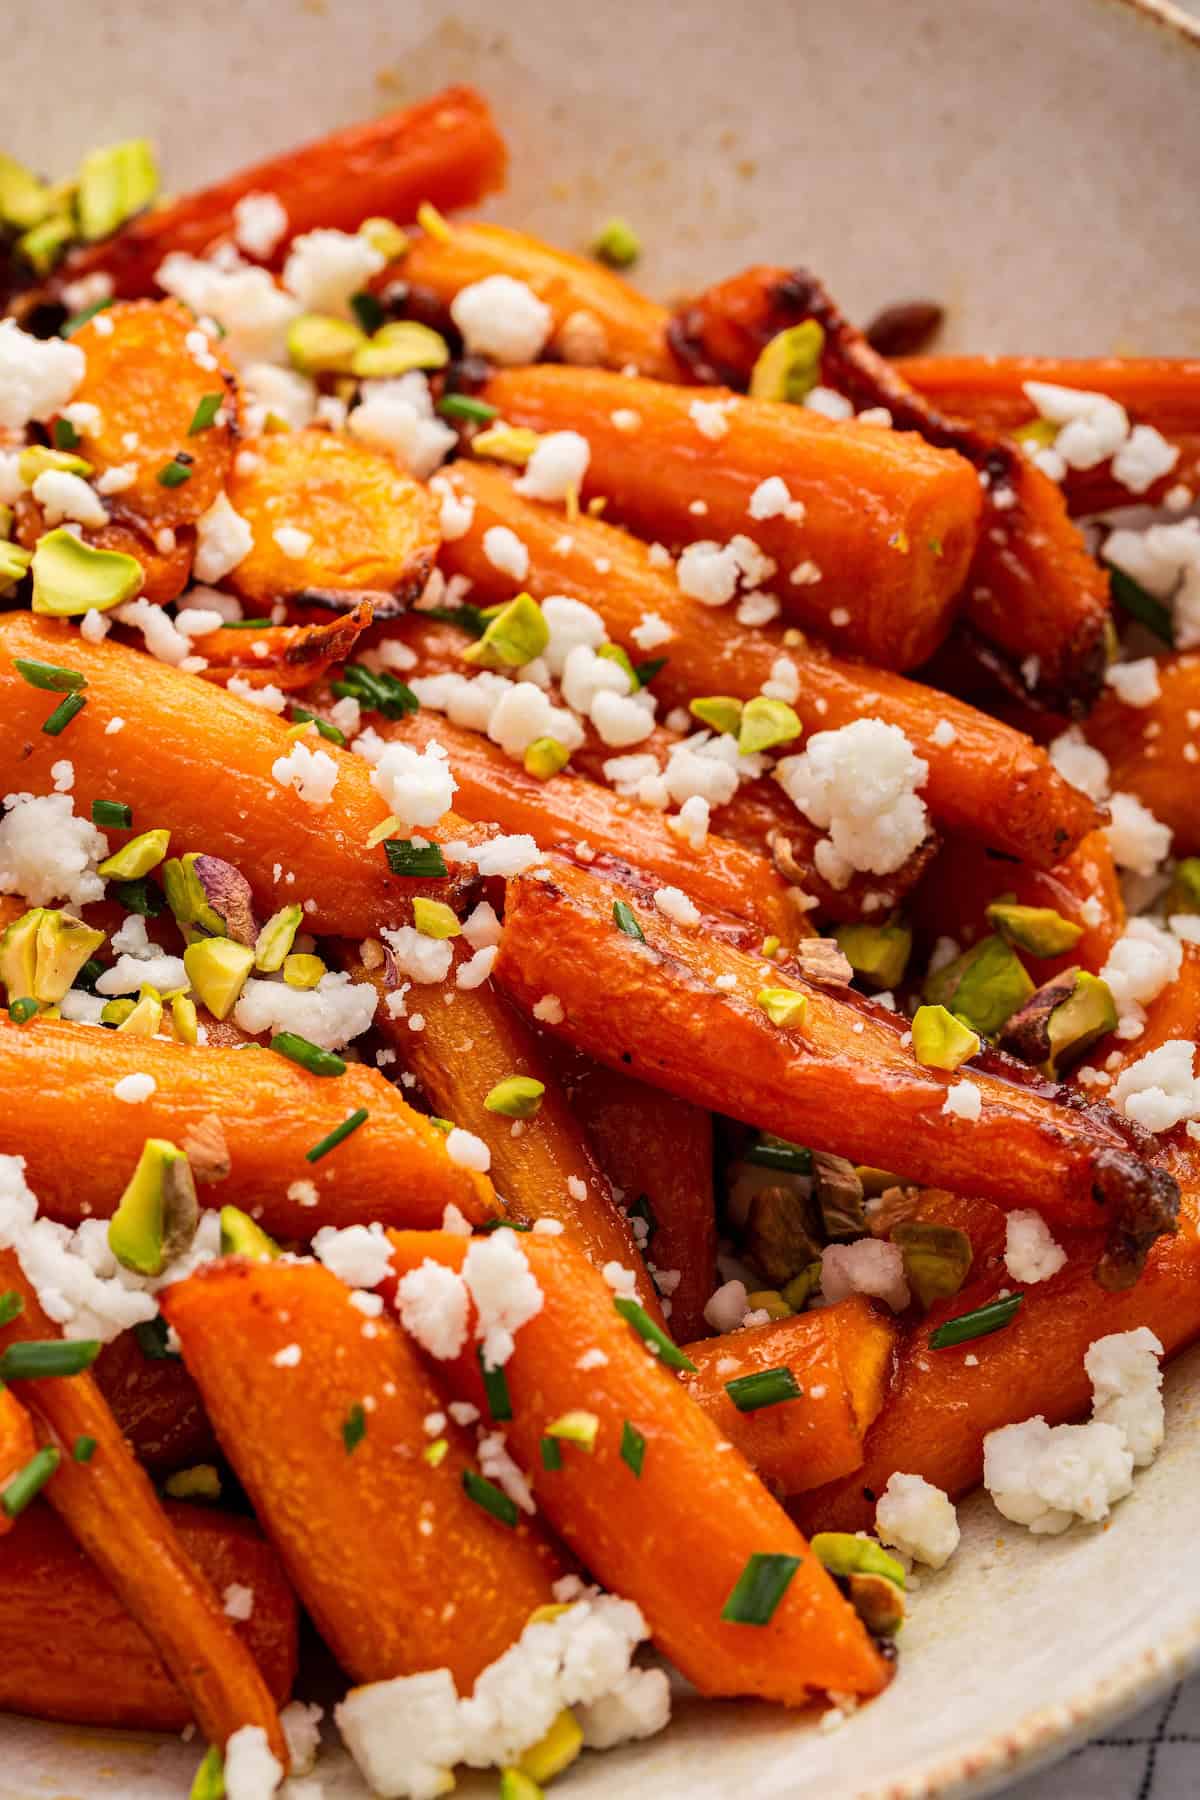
[4,0,1200,1793]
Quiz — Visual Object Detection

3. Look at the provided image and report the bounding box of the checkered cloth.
[1003,1677,1200,1797]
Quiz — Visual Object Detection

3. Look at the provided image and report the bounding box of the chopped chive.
[41,692,87,736]
[134,1316,179,1361]
[0,1291,24,1327]
[620,1420,646,1477]
[744,1135,812,1174]
[420,601,490,638]
[332,662,419,720]
[462,1468,518,1527]
[306,1107,369,1163]
[2,1447,61,1518]
[479,1218,532,1233]
[111,876,165,917]
[52,417,80,450]
[75,956,105,992]
[612,900,645,942]
[92,798,133,828]
[437,393,499,424]
[342,1402,367,1453]
[270,1032,346,1077]
[627,1194,657,1245]
[0,1338,101,1380]
[157,457,193,488]
[290,704,346,746]
[478,1347,513,1422]
[350,290,385,335]
[612,1295,696,1372]
[73,1434,97,1463]
[15,656,87,692]
[384,839,448,878]
[929,1292,1024,1350]
[724,1366,802,1413]
[60,298,114,337]
[1107,564,1174,646]
[217,617,273,630]
[540,1435,563,1471]
[8,998,38,1024]
[633,655,668,688]
[188,392,225,435]
[721,1552,802,1625]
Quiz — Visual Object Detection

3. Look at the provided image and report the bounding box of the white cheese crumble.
[430,475,475,542]
[1110,1039,1200,1133]
[347,372,457,479]
[282,229,385,317]
[0,792,108,907]
[1111,425,1179,495]
[156,254,300,366]
[0,319,84,428]
[1105,518,1200,650]
[194,493,254,584]
[1023,381,1129,471]
[689,396,735,441]
[1104,791,1171,876]
[271,741,339,808]
[222,1724,283,1800]
[1100,918,1181,1029]
[941,1083,982,1122]
[875,1472,960,1569]
[232,191,289,260]
[395,1259,470,1360]
[653,885,701,927]
[820,1239,911,1312]
[223,1582,256,1621]
[481,524,529,582]
[381,924,455,986]
[1004,1211,1067,1284]
[314,1222,395,1289]
[1048,726,1110,803]
[446,1128,491,1173]
[514,430,590,502]
[463,1231,544,1367]
[449,276,553,365]
[533,994,564,1024]
[32,468,107,528]
[776,718,929,888]
[370,738,456,827]
[233,971,377,1050]
[272,523,314,559]
[983,1416,1133,1533]
[1085,1328,1165,1467]
[113,1073,156,1104]
[227,676,287,713]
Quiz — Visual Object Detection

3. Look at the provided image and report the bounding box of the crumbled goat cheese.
[676,540,741,606]
[1100,918,1181,1027]
[222,1724,283,1800]
[463,1231,544,1367]
[1048,726,1110,802]
[232,191,289,260]
[282,228,384,317]
[669,794,710,849]
[1023,381,1129,471]
[1111,424,1179,495]
[462,901,503,949]
[488,681,584,759]
[983,1416,1133,1533]
[79,609,111,642]
[703,1279,749,1334]
[113,1073,156,1104]
[1105,518,1200,650]
[32,468,107,528]
[271,741,339,808]
[449,276,553,365]
[590,687,656,748]
[430,475,475,541]
[931,718,957,748]
[482,525,529,582]
[227,676,287,713]
[156,253,300,365]
[0,791,109,907]
[533,994,565,1024]
[440,834,544,879]
[313,1223,394,1289]
[395,1260,470,1360]
[1105,657,1162,708]
[761,655,800,704]
[1004,1210,1067,1283]
[653,885,701,927]
[875,1472,960,1569]
[242,361,316,433]
[234,971,377,1050]
[1085,1328,1165,1467]
[515,430,590,502]
[0,319,84,428]
[941,1083,982,1121]
[689,396,735,441]
[96,952,189,997]
[381,924,455,986]
[194,493,255,583]
[112,599,193,667]
[281,1701,324,1777]
[776,718,929,888]
[805,386,854,419]
[629,611,673,651]
[446,1128,491,1173]
[456,946,498,989]
[272,524,313,559]
[348,372,456,479]
[1110,1039,1200,1133]
[821,1239,911,1312]
[370,738,456,828]
[223,1582,256,1621]
[1104,791,1171,876]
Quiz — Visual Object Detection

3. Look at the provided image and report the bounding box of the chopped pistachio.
[689,695,744,737]
[499,1771,542,1800]
[985,896,1083,958]
[484,1075,546,1119]
[923,934,1034,1037]
[1012,417,1060,450]
[749,320,825,404]
[471,423,541,466]
[286,313,368,375]
[164,853,256,941]
[911,1003,980,1071]
[116,987,164,1037]
[519,1709,585,1785]
[422,1436,449,1467]
[0,908,44,1003]
[359,216,410,261]
[254,903,304,971]
[892,1220,972,1308]
[1165,857,1200,916]
[412,897,461,940]
[17,444,93,485]
[30,528,142,616]
[756,986,808,1028]
[30,910,105,1004]
[835,918,912,991]
[108,1138,199,1277]
[0,541,31,593]
[100,997,136,1027]
[352,320,449,378]
[183,938,255,1020]
[810,1532,907,1588]
[745,1288,793,1321]
[463,592,549,669]
[543,1410,600,1450]
[170,993,199,1045]
[0,153,54,231]
[282,952,326,989]
[846,1568,906,1635]
[188,1745,225,1800]
[590,216,641,268]
[98,827,171,881]
[219,1204,281,1261]
[164,1464,222,1501]
[810,1151,868,1240]
[416,200,453,242]
[781,1262,823,1311]
[523,736,569,780]
[17,213,75,275]
[738,696,802,755]
[998,967,1116,1078]
[77,139,158,240]
[857,1165,903,1198]
[744,1185,822,1286]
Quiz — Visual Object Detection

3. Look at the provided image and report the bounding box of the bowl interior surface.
[4,0,1200,1793]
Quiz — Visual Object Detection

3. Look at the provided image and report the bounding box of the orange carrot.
[678,1298,896,1494]
[13,498,196,609]
[92,1333,217,1472]
[1086,654,1200,855]
[163,1259,566,1689]
[494,855,1178,1279]
[57,87,508,297]
[483,365,982,671]
[196,603,373,693]
[0,1501,297,1729]
[0,1246,287,1762]
[385,1229,891,1702]
[0,1017,496,1234]
[0,1389,36,1536]
[1078,943,1200,1082]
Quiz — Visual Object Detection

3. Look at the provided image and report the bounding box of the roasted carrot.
[92,1333,218,1472]
[1086,654,1200,855]
[0,1247,287,1762]
[1077,943,1200,1082]
[563,1056,716,1342]
[678,1298,896,1494]
[388,220,677,376]
[56,87,508,297]
[437,461,1098,865]
[0,1501,297,1730]
[225,429,440,608]
[494,855,1178,1280]
[0,1389,36,1537]
[13,494,195,609]
[0,1017,495,1233]
[483,365,982,671]
[385,1229,891,1703]
[163,1259,566,1689]
[197,603,373,693]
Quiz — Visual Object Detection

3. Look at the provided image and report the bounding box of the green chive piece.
[478,1347,513,1422]
[612,1296,696,1372]
[420,601,490,638]
[73,1434,97,1463]
[189,1744,225,1800]
[1107,564,1174,646]
[350,290,385,336]
[41,692,87,736]
[462,1468,518,1527]
[633,655,668,688]
[53,417,80,450]
[60,297,114,337]
[0,1291,24,1327]
[134,1316,179,1361]
[437,393,499,424]
[384,839,448,878]
[721,1552,802,1625]
[188,393,225,435]
[306,1107,368,1163]
[0,1338,101,1380]
[111,877,165,917]
[8,998,38,1024]
[724,1366,802,1413]
[929,1292,1024,1350]
[157,457,193,488]
[332,662,419,719]
[744,1135,812,1174]
[290,704,346,746]
[92,798,133,828]
[540,1435,563,1471]
[612,900,645,942]
[342,1402,367,1453]
[270,1032,346,1077]
[620,1420,646,1478]
[2,1446,61,1518]
[480,1218,532,1233]
[217,617,273,630]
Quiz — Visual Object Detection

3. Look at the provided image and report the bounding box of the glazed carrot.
[483,366,982,671]
[13,498,195,608]
[678,1298,896,1495]
[494,856,1179,1279]
[163,1259,566,1689]
[0,1389,36,1536]
[225,430,440,608]
[389,220,677,376]
[0,1017,496,1234]
[0,1247,287,1762]
[197,602,373,692]
[56,87,508,296]
[438,462,1098,865]
[92,1333,217,1472]
[563,1056,716,1342]
[0,614,478,940]
[0,1502,296,1729]
[1086,655,1200,854]
[1078,943,1200,1082]
[385,1229,890,1702]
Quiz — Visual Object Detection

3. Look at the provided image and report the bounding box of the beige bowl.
[4,0,1200,1793]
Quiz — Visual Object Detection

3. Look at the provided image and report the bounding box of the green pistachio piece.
[0,154,54,231]
[115,988,164,1037]
[518,1707,584,1785]
[16,214,75,275]
[923,934,1034,1037]
[358,216,410,261]
[463,592,549,669]
[17,445,93,485]
[748,320,825,404]
[351,320,449,378]
[846,1569,906,1635]
[100,997,136,1027]
[745,1288,793,1320]
[163,853,227,937]
[1165,857,1200,917]
[108,1138,199,1276]
[738,696,802,756]
[891,1220,973,1308]
[0,541,32,594]
[483,1076,546,1119]
[411,898,461,940]
[164,1464,221,1501]
[743,1185,823,1287]
[30,910,105,1004]
[282,952,326,989]
[286,313,368,375]
[183,938,255,1020]
[98,828,170,882]
[911,1003,981,1071]
[30,529,143,617]
[523,737,569,780]
[985,896,1083,958]
[757,986,808,1027]
[253,903,303,972]
[810,1531,907,1589]
[689,695,744,737]
[170,993,199,1045]
[219,1205,281,1261]
[780,1261,823,1311]
[76,139,158,241]
[0,908,45,1003]
[835,919,912,991]
[998,967,1117,1078]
